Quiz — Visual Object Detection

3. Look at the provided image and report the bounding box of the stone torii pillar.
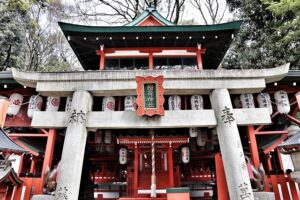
[55,90,93,199]
[210,89,254,200]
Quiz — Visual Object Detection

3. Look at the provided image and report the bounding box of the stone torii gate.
[12,64,289,200]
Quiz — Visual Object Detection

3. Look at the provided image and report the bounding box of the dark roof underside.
[0,128,25,153]
[59,21,242,70]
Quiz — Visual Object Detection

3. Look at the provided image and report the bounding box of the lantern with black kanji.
[274,90,290,114]
[119,148,128,165]
[181,147,190,164]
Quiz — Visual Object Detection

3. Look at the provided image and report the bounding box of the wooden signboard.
[136,76,164,116]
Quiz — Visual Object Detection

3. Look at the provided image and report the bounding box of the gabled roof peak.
[146,5,156,12]
[125,6,174,27]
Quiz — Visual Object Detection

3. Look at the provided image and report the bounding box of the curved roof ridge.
[125,6,174,26]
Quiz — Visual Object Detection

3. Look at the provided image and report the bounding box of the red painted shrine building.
[0,6,300,200]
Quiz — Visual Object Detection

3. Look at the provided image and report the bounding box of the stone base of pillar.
[151,175,157,198]
[31,195,55,200]
[291,170,300,183]
[253,192,275,200]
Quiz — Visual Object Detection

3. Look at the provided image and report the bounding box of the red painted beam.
[255,131,288,135]
[287,114,300,126]
[8,133,48,138]
[97,47,206,53]
[263,134,288,154]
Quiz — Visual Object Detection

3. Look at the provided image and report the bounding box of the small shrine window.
[154,57,197,70]
[105,58,148,70]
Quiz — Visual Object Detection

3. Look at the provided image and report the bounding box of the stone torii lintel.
[11,63,290,97]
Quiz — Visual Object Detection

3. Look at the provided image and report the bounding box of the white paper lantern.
[124,96,136,111]
[65,96,72,112]
[274,90,290,114]
[119,148,128,165]
[102,96,115,111]
[168,95,181,110]
[190,95,204,110]
[27,95,43,118]
[104,130,112,144]
[46,96,60,112]
[257,93,273,115]
[234,97,242,108]
[7,93,23,116]
[240,94,255,108]
[181,147,190,164]
[189,127,198,138]
[0,95,7,100]
[197,129,206,147]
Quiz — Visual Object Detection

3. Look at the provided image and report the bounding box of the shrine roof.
[0,128,25,154]
[125,6,174,26]
[0,162,23,185]
[58,21,242,70]
[278,131,300,149]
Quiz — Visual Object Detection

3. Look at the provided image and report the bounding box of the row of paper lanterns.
[2,93,62,117]
[2,91,291,117]
[118,147,191,165]
[235,91,290,115]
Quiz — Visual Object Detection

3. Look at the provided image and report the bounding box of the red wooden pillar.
[168,146,174,187]
[149,53,153,70]
[278,175,291,200]
[5,186,13,200]
[38,129,56,194]
[270,175,280,200]
[17,154,25,176]
[247,126,260,169]
[133,146,139,196]
[13,187,21,200]
[287,173,300,200]
[30,158,36,174]
[99,50,105,70]
[214,152,229,200]
[197,45,203,70]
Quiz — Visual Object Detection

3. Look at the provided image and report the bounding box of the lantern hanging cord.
[21,93,41,105]
[258,92,277,105]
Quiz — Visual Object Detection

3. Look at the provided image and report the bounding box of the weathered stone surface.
[253,192,275,200]
[12,64,289,96]
[55,90,93,200]
[31,108,271,128]
[31,195,55,200]
[210,88,254,200]
[291,170,300,183]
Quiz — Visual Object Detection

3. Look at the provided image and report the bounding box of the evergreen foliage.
[0,0,71,72]
[0,1,28,71]
[223,0,299,69]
